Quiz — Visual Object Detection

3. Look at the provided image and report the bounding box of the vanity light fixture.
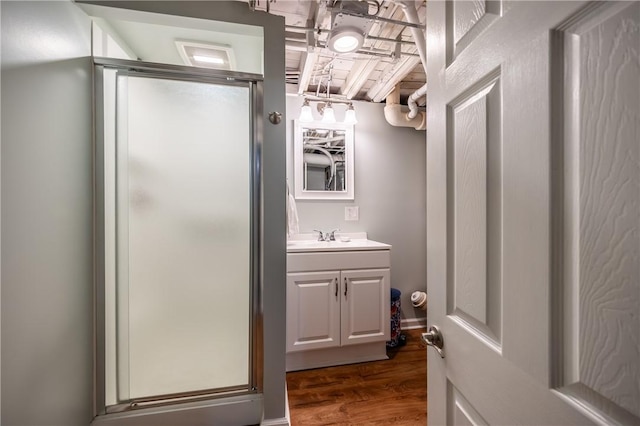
[298,62,354,124]
[298,98,357,125]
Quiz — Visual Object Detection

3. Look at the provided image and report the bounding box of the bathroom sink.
[286,233,391,253]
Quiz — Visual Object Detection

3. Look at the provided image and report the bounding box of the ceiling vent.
[175,40,236,70]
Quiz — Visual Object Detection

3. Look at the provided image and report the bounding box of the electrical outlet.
[345,206,359,221]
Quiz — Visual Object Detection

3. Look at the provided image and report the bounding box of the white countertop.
[287,232,391,253]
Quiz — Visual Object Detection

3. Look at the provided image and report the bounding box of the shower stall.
[94,59,262,418]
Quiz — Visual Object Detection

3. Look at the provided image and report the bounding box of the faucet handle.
[313,229,326,241]
[328,228,340,241]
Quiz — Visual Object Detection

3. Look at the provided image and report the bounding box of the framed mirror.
[293,120,354,200]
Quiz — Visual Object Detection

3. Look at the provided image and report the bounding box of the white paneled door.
[426,1,639,425]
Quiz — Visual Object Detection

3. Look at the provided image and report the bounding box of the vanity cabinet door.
[286,271,341,353]
[340,269,390,346]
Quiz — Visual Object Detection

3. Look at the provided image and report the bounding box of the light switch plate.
[345,206,359,221]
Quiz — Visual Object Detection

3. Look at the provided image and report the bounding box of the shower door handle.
[268,111,282,124]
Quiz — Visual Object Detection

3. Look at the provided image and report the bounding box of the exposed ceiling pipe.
[396,0,427,74]
[304,153,333,167]
[304,144,337,189]
[331,2,425,29]
[407,83,427,119]
[304,145,335,173]
[394,0,427,123]
[344,1,401,100]
[384,85,426,130]
[367,0,426,103]
[286,25,417,45]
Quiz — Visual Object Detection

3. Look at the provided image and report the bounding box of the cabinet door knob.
[335,278,339,297]
[344,277,348,296]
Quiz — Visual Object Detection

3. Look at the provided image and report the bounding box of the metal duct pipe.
[305,153,345,165]
[304,153,333,167]
[303,144,336,186]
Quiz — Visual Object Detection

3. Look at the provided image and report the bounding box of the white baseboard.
[261,417,290,426]
[284,382,291,426]
[401,317,427,330]
[261,384,291,426]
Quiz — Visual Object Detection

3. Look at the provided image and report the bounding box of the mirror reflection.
[302,127,346,191]
[294,121,354,200]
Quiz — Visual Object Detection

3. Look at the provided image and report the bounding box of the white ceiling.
[102,18,264,75]
[247,0,427,103]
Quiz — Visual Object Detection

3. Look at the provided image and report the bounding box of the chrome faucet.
[313,229,327,241]
[313,229,339,241]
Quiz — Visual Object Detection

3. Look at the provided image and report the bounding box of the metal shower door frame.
[93,57,264,415]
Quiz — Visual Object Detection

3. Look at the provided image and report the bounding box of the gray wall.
[1,1,94,425]
[286,96,427,322]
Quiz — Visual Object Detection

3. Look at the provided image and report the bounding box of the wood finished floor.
[286,328,427,425]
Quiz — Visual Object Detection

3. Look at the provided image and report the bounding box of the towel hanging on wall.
[286,181,299,237]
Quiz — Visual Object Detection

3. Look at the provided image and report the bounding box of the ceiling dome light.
[332,35,360,52]
[327,28,364,53]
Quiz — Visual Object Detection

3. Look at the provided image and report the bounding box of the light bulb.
[327,28,364,54]
[299,99,313,122]
[192,55,225,64]
[332,35,360,53]
[344,104,358,124]
[322,103,336,123]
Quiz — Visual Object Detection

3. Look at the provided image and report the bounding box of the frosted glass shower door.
[116,74,252,400]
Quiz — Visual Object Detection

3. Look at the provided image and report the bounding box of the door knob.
[268,111,282,125]
[422,325,444,358]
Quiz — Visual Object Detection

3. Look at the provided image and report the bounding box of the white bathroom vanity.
[286,233,391,371]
